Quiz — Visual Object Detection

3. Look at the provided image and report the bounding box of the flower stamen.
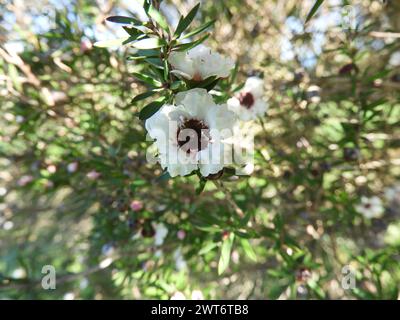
[177,119,210,153]
[239,91,255,109]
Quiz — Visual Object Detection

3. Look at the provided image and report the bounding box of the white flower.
[173,247,187,271]
[67,161,79,173]
[168,45,234,81]
[355,196,384,219]
[306,85,321,103]
[17,175,33,186]
[384,222,400,246]
[86,170,101,180]
[153,223,168,246]
[170,291,186,300]
[227,77,267,121]
[101,243,115,257]
[177,229,186,240]
[191,290,204,300]
[63,292,75,300]
[389,51,400,67]
[384,185,400,203]
[145,88,236,177]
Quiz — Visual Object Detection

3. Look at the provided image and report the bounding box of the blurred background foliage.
[1,0,400,299]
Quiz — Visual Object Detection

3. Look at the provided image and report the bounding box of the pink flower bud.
[17,175,33,186]
[67,161,79,173]
[86,170,101,180]
[177,230,186,240]
[130,200,143,212]
[47,164,57,174]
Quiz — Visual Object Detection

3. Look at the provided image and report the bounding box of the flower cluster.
[146,46,267,178]
[355,196,384,219]
[97,3,268,180]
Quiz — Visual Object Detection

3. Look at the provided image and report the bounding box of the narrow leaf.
[305,0,324,23]
[148,5,169,31]
[174,3,200,37]
[199,242,218,255]
[218,233,234,275]
[131,37,166,49]
[240,238,257,262]
[163,59,169,82]
[132,72,162,87]
[131,90,158,104]
[181,20,215,39]
[139,99,165,120]
[196,178,207,195]
[174,33,210,52]
[106,16,141,25]
[122,26,143,38]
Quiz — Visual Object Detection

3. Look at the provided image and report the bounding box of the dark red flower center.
[177,119,210,153]
[239,91,255,109]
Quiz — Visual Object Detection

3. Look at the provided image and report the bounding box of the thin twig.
[213,180,244,218]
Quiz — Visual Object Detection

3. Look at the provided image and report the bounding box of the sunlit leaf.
[218,233,234,275]
[147,5,169,31]
[181,20,215,39]
[240,238,257,262]
[132,72,162,87]
[174,33,210,51]
[174,3,200,38]
[131,37,166,49]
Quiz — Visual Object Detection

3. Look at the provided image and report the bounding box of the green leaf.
[305,0,324,23]
[174,3,200,38]
[128,55,159,61]
[218,233,234,275]
[230,62,239,84]
[203,78,220,91]
[94,36,130,48]
[366,69,391,82]
[307,280,326,299]
[269,284,289,299]
[139,98,165,120]
[174,33,210,51]
[155,171,171,183]
[170,80,184,91]
[199,242,218,255]
[128,49,160,60]
[131,37,166,49]
[163,59,169,82]
[196,178,207,195]
[131,90,158,104]
[181,20,215,39]
[365,98,387,111]
[106,16,141,25]
[186,75,216,88]
[132,72,162,87]
[144,57,164,69]
[148,5,169,31]
[122,26,143,38]
[240,238,257,262]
